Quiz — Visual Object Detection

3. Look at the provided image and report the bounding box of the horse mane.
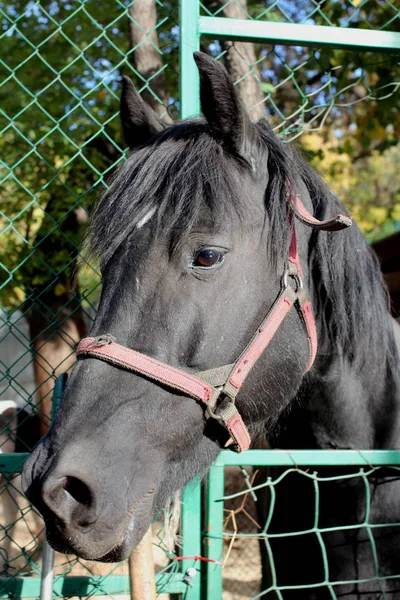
[257,121,398,373]
[88,118,397,373]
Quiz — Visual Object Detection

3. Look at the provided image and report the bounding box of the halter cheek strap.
[291,194,352,231]
[76,193,351,453]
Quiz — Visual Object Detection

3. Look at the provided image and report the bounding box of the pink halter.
[77,191,351,452]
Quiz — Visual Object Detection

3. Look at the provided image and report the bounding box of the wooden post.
[129,526,157,600]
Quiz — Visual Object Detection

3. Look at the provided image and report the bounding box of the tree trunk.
[23,198,88,437]
[29,304,86,437]
[128,0,173,123]
[216,0,265,122]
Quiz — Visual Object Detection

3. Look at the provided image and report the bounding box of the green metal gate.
[1,1,400,598]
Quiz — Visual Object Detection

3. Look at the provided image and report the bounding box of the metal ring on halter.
[206,404,224,421]
[282,268,303,291]
[205,387,224,421]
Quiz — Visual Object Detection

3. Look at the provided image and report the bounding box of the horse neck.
[281,193,400,451]
[288,316,400,451]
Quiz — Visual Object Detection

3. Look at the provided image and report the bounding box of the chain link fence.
[0,1,183,597]
[1,0,399,598]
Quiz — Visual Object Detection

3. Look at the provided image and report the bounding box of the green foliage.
[0,0,184,308]
[302,133,400,240]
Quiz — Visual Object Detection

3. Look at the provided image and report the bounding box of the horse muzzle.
[22,439,158,561]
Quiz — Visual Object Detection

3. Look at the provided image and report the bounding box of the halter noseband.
[76,191,351,452]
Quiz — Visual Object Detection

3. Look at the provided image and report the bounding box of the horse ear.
[193,52,258,162]
[120,76,167,148]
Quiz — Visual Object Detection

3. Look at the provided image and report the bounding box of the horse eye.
[192,248,225,269]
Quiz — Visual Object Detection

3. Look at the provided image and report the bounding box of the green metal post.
[180,0,200,118]
[50,372,68,422]
[205,464,224,599]
[181,479,202,599]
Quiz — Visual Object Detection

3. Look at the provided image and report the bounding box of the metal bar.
[215,449,400,467]
[199,16,400,52]
[180,0,200,118]
[39,542,54,600]
[205,464,224,600]
[0,573,187,598]
[181,479,202,600]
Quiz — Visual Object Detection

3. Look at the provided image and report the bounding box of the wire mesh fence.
[202,0,400,28]
[1,0,400,598]
[222,467,262,599]
[0,1,184,597]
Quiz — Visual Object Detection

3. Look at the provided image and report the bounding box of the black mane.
[89,118,397,372]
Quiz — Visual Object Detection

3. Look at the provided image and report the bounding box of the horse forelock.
[87,120,251,265]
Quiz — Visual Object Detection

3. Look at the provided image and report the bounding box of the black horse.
[22,53,400,598]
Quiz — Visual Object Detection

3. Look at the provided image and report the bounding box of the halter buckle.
[282,265,303,291]
[205,391,249,452]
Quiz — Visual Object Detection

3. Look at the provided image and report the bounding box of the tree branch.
[128,0,173,123]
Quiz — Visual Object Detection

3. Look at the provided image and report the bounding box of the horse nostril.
[41,473,97,526]
[63,476,92,507]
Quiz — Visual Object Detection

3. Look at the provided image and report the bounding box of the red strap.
[288,215,303,278]
[301,301,318,372]
[77,338,214,404]
[289,222,318,370]
[229,294,294,390]
[291,192,352,231]
[225,414,251,451]
[77,337,251,452]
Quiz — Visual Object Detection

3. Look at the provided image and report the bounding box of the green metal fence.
[1,0,400,598]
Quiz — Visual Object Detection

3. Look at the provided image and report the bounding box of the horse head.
[22,53,351,561]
